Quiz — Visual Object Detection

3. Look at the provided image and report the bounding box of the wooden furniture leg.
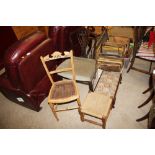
[136,111,150,122]
[143,87,153,94]
[127,55,135,73]
[138,91,154,108]
[143,74,153,94]
[102,118,106,129]
[49,103,59,121]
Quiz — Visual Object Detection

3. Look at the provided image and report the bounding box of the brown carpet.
[0,59,154,128]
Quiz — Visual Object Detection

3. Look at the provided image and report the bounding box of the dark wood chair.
[126,27,155,111]
[127,26,154,75]
[136,72,155,125]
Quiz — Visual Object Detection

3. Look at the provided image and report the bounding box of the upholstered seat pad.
[136,43,155,61]
[81,92,112,119]
[95,71,121,98]
[49,80,77,100]
[57,57,96,82]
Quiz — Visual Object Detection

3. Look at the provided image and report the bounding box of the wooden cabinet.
[12,26,48,40]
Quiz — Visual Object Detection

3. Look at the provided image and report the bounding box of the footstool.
[80,92,113,128]
[95,71,121,106]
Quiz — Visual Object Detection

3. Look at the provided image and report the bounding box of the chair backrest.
[4,31,47,89]
[40,50,76,85]
[95,28,109,59]
[69,27,91,58]
[133,27,147,57]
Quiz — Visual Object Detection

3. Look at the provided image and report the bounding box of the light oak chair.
[40,50,81,121]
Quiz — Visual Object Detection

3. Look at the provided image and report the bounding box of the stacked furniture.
[79,29,122,128]
[97,36,130,72]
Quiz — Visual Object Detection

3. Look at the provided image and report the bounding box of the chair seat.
[136,43,155,61]
[57,57,96,82]
[95,71,121,98]
[81,92,112,119]
[49,80,78,103]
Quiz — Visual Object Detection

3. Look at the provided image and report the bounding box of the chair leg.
[143,87,153,94]
[143,74,153,94]
[102,118,106,129]
[119,74,122,84]
[127,54,136,73]
[136,111,150,122]
[77,98,84,121]
[112,98,116,108]
[77,98,81,107]
[49,103,59,121]
[89,81,94,92]
[80,112,85,122]
[138,91,154,108]
[149,61,152,74]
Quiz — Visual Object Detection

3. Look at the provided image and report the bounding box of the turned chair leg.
[49,103,59,121]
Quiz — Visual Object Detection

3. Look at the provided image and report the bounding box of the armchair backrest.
[18,38,54,93]
[4,31,47,88]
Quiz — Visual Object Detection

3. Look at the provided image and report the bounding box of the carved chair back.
[40,50,76,85]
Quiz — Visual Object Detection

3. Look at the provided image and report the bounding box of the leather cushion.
[4,31,46,87]
[18,39,54,92]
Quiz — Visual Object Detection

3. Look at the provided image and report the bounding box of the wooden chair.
[70,27,95,58]
[95,31,124,72]
[102,36,130,58]
[80,92,113,128]
[57,28,97,92]
[127,26,154,74]
[40,50,81,121]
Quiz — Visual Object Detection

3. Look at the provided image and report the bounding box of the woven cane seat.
[49,80,78,102]
[95,71,121,98]
[81,92,112,119]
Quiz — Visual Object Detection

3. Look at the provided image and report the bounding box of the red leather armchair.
[0,31,56,111]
